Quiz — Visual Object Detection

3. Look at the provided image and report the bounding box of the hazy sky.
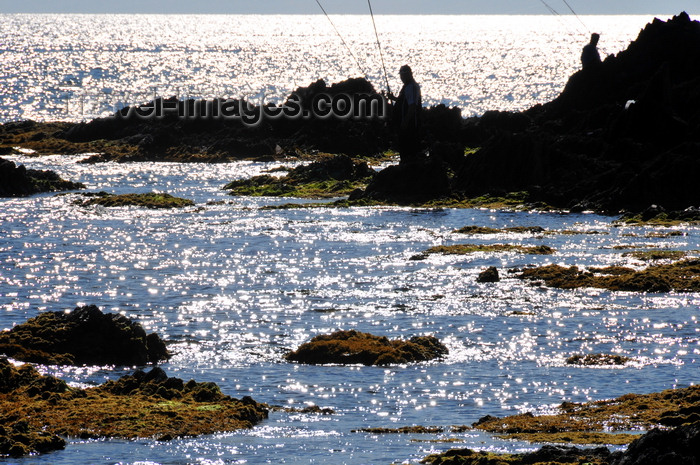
[0,0,698,15]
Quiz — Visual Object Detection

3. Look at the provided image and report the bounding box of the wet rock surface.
[518,259,700,293]
[284,330,448,366]
[0,305,169,366]
[473,384,700,444]
[224,154,376,198]
[0,360,268,457]
[75,191,195,208]
[0,156,84,197]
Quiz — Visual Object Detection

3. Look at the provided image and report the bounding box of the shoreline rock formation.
[2,13,699,215]
[0,156,84,197]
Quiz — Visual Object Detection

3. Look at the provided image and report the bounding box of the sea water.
[1,13,699,465]
[1,14,654,121]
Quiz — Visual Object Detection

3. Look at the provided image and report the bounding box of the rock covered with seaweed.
[285,330,448,366]
[0,359,268,458]
[0,305,169,366]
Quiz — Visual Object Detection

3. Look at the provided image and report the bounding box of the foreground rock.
[0,305,169,366]
[284,330,448,366]
[422,423,700,465]
[518,259,700,293]
[472,384,700,445]
[422,445,618,465]
[75,191,195,208]
[0,156,84,197]
[0,359,267,457]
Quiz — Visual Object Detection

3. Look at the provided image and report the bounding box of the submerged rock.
[75,191,195,209]
[284,330,448,366]
[0,305,169,366]
[566,353,631,366]
[0,156,84,197]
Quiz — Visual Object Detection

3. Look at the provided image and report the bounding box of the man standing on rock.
[581,33,602,69]
[388,65,422,164]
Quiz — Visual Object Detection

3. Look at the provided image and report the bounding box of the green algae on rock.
[472,384,700,445]
[454,225,546,235]
[623,250,688,261]
[0,360,268,457]
[566,353,631,366]
[352,426,444,434]
[518,260,700,293]
[411,244,554,261]
[76,191,195,208]
[421,445,617,465]
[0,359,66,457]
[224,154,375,199]
[284,330,448,366]
[0,305,169,366]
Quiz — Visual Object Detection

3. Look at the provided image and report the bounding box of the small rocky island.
[285,330,448,366]
[0,305,169,366]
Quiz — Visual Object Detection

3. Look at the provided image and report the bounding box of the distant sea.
[0,14,659,122]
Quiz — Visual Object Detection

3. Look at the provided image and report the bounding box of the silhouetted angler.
[389,65,422,164]
[581,33,602,69]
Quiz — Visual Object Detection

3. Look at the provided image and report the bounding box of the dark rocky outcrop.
[450,12,700,213]
[285,330,448,366]
[616,422,700,465]
[0,305,169,366]
[0,156,84,197]
[476,267,500,283]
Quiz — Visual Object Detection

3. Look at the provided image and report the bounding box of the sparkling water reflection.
[0,14,649,122]
[1,155,698,464]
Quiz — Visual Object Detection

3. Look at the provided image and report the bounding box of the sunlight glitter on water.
[1,156,699,464]
[0,14,650,122]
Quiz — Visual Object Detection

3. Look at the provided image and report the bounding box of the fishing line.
[314,0,367,76]
[561,0,591,34]
[367,0,391,93]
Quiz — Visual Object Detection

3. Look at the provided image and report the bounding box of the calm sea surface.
[1,13,699,465]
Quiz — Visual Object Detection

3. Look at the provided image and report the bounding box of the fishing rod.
[367,0,391,94]
[561,0,591,34]
[314,0,367,77]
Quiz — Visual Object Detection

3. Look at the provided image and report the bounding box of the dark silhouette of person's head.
[399,65,413,84]
[590,33,600,46]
